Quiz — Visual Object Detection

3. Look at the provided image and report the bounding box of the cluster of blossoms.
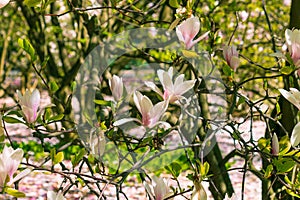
[112,67,195,130]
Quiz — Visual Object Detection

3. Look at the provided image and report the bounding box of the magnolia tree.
[0,0,300,200]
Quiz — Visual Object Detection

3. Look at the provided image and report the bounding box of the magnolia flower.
[176,16,209,49]
[223,45,240,71]
[47,191,66,200]
[285,29,300,67]
[109,75,124,102]
[278,88,300,147]
[278,88,300,110]
[0,0,9,8]
[17,88,40,123]
[89,129,106,157]
[113,91,168,128]
[144,176,173,200]
[191,182,207,200]
[272,133,279,155]
[0,146,30,188]
[145,67,195,103]
[291,122,300,147]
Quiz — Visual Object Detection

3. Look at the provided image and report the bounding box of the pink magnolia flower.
[176,16,209,49]
[113,91,168,128]
[0,146,29,188]
[17,88,40,123]
[145,67,195,103]
[109,75,124,102]
[144,176,173,200]
[285,29,300,67]
[223,45,240,71]
[0,0,9,8]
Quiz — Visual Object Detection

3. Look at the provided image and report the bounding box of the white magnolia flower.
[176,16,209,49]
[144,176,173,200]
[278,88,300,110]
[145,67,195,103]
[17,88,41,123]
[223,45,240,71]
[0,0,9,9]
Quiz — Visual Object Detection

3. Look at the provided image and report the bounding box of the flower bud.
[109,75,124,102]
[272,133,279,156]
[223,45,240,71]
[17,88,40,123]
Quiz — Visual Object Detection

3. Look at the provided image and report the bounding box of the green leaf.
[169,18,180,30]
[169,0,180,8]
[165,162,182,178]
[280,66,294,75]
[278,135,291,156]
[273,158,295,173]
[200,162,210,178]
[5,188,26,198]
[71,149,86,166]
[24,0,41,7]
[48,114,64,122]
[94,99,113,106]
[182,50,199,58]
[222,65,232,76]
[258,137,271,153]
[3,116,24,124]
[54,152,64,164]
[264,164,273,178]
[18,38,36,61]
[49,81,59,92]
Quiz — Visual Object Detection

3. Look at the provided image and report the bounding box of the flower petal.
[291,122,300,147]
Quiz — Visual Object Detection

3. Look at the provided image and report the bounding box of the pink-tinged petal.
[30,89,40,110]
[0,0,9,8]
[109,75,124,101]
[291,122,300,147]
[174,74,185,87]
[144,81,164,97]
[272,133,279,156]
[133,91,153,125]
[175,80,195,96]
[113,118,141,126]
[162,71,174,93]
[279,88,300,110]
[285,29,300,65]
[9,168,31,185]
[149,100,168,126]
[229,56,240,71]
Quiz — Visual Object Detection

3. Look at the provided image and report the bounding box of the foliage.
[0,0,299,199]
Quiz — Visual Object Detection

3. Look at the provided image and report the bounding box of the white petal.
[9,168,31,185]
[291,122,300,147]
[175,80,195,95]
[0,0,9,8]
[113,118,141,126]
[279,88,300,110]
